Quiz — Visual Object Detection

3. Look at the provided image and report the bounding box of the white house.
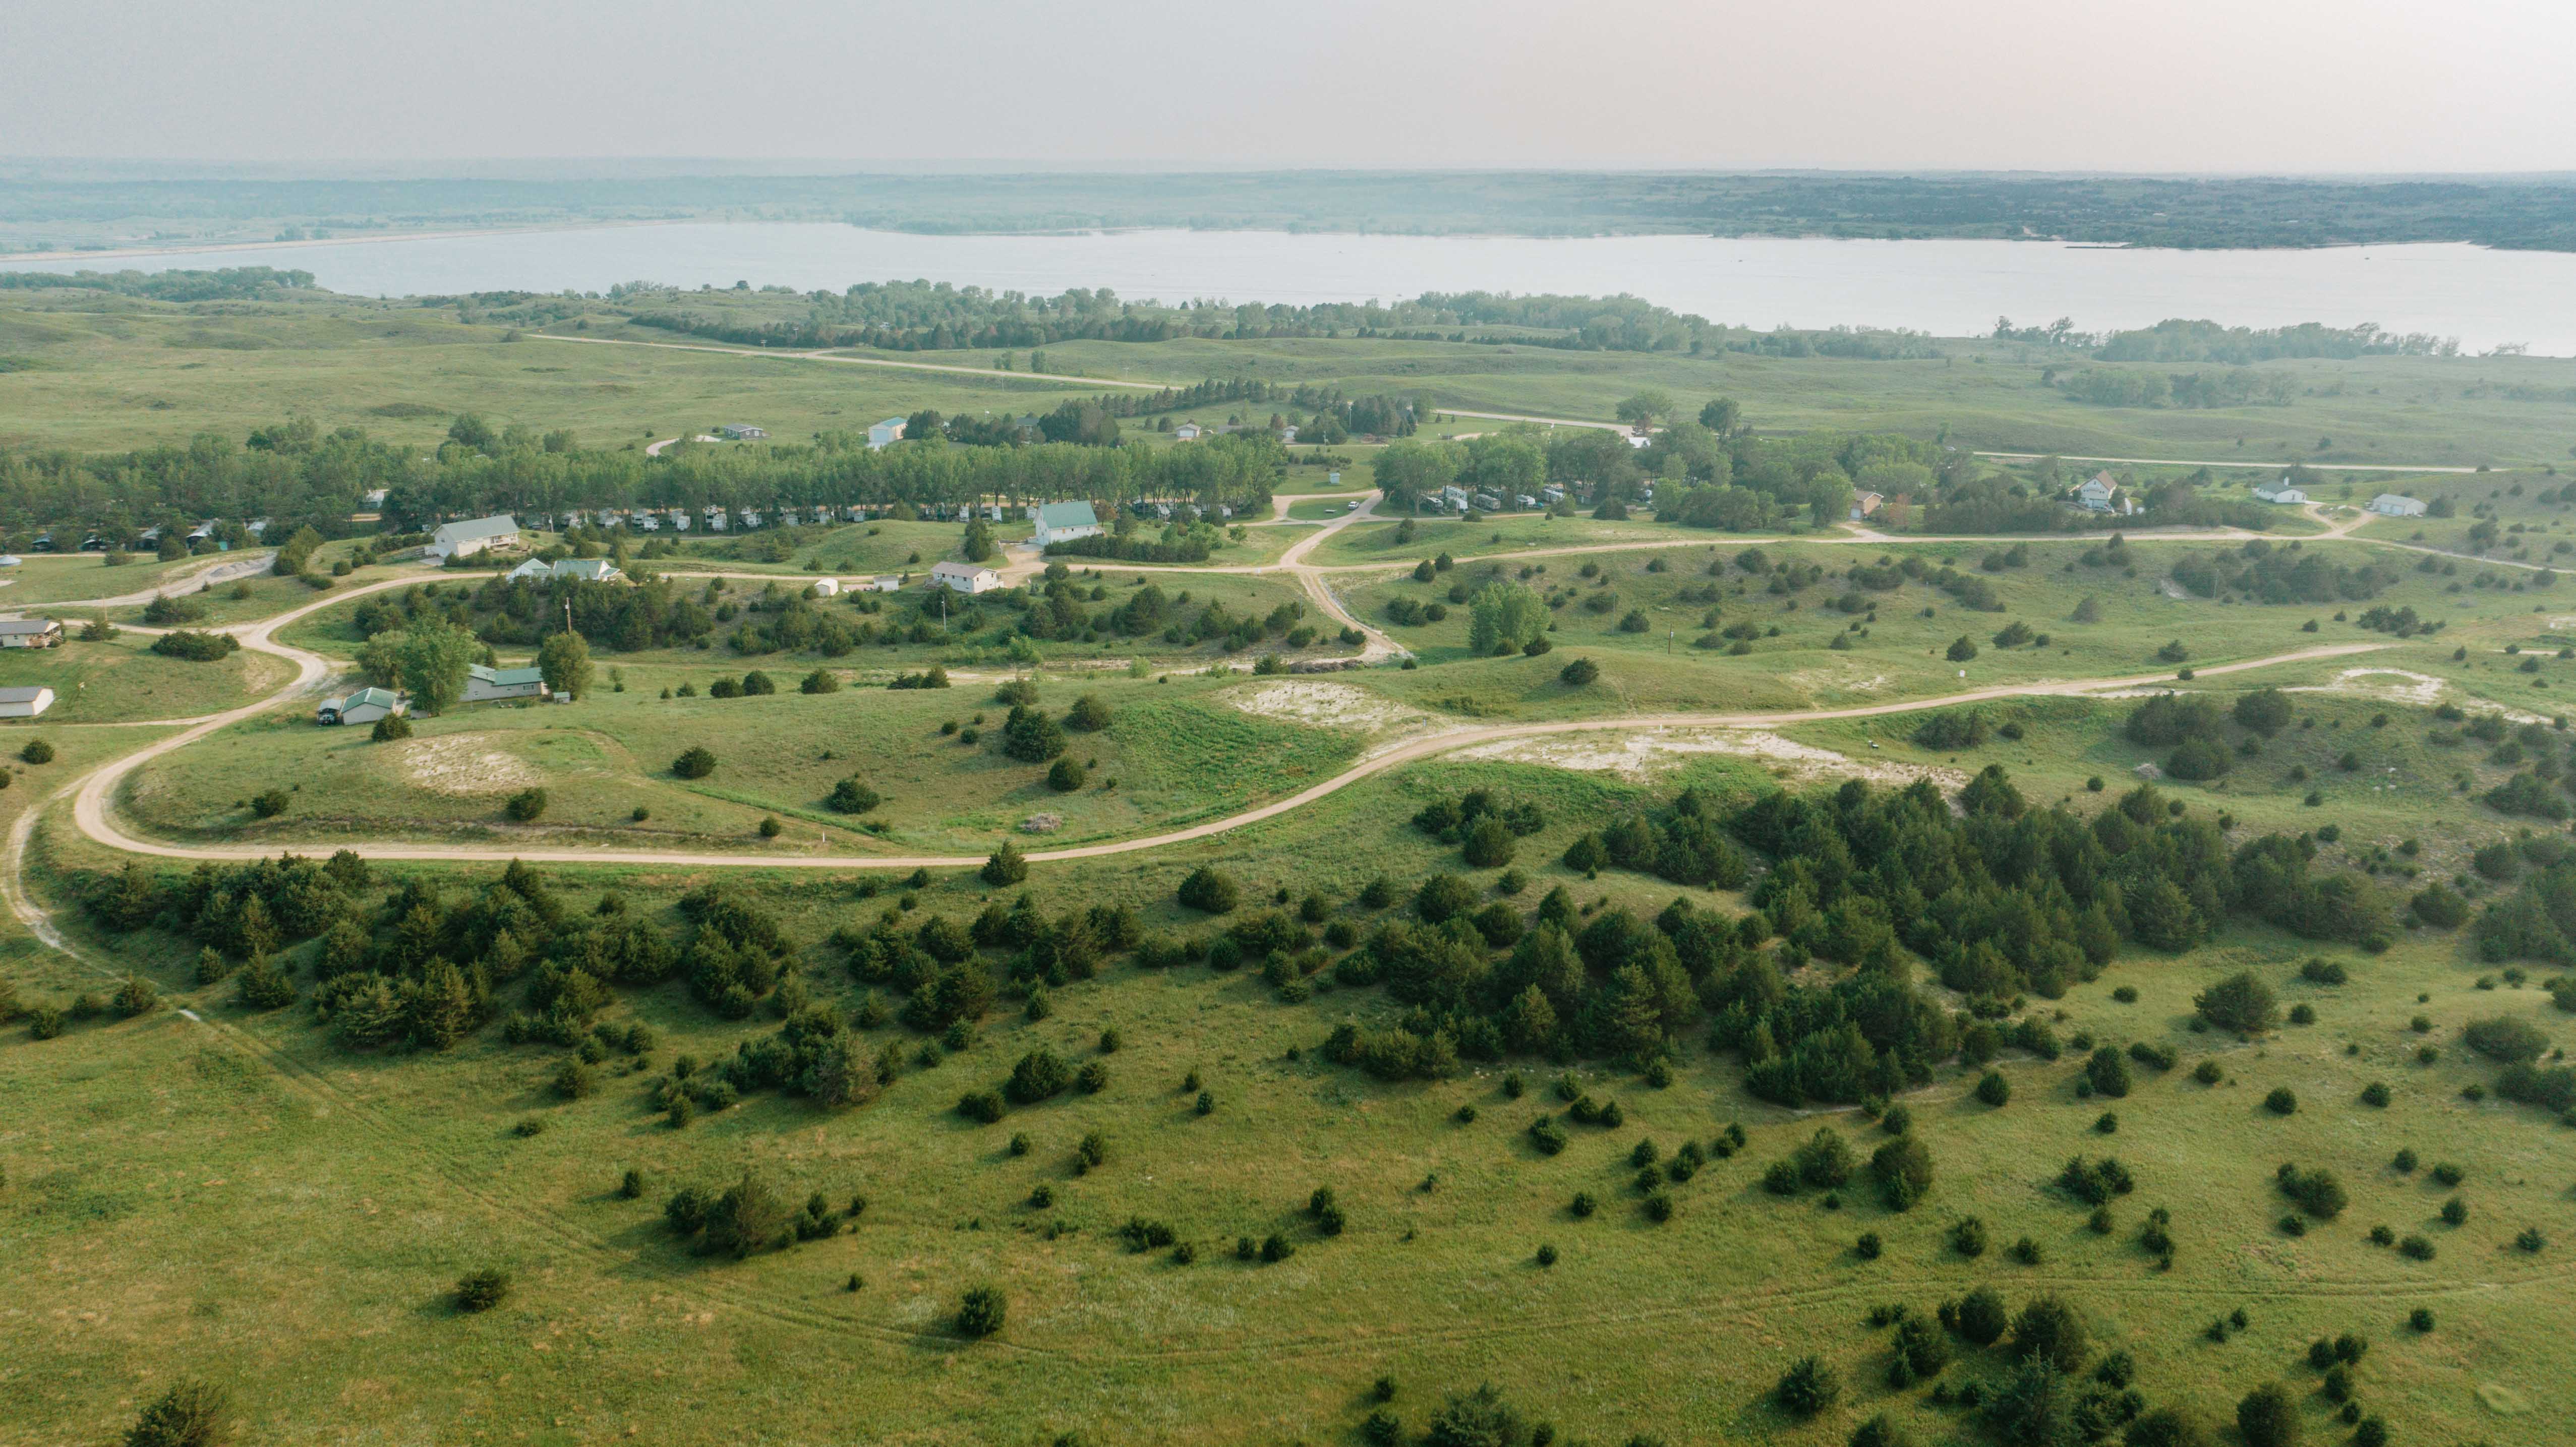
[1172,423,1203,441]
[2253,479,2308,505]
[0,619,63,648]
[0,686,54,718]
[810,577,843,597]
[2370,494,2429,517]
[863,575,904,592]
[866,417,908,450]
[431,514,520,560]
[1849,491,1886,521]
[718,423,768,441]
[317,686,402,727]
[930,561,1003,594]
[2074,473,2119,513]
[1031,501,1103,547]
[463,665,549,703]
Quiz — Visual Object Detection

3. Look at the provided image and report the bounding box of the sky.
[5,0,2571,173]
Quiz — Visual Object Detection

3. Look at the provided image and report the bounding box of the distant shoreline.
[0,218,691,266]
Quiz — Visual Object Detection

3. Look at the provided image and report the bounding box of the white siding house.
[0,619,63,648]
[430,515,520,560]
[2253,480,2308,505]
[1031,501,1103,547]
[930,561,1002,594]
[463,665,549,703]
[2369,494,2428,517]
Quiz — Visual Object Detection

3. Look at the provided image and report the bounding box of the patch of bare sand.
[1452,728,1968,790]
[397,734,543,795]
[1226,680,1435,749]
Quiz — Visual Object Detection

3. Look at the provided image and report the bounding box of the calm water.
[13,223,2576,354]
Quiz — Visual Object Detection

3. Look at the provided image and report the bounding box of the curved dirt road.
[67,636,2385,874]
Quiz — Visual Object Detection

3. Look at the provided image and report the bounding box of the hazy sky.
[7,0,2571,172]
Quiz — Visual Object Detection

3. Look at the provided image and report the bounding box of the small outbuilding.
[866,417,908,450]
[317,687,403,726]
[1849,491,1885,520]
[810,577,843,597]
[718,424,768,441]
[0,686,54,718]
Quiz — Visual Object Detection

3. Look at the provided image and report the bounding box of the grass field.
[8,287,2576,468]
[15,276,2576,1447]
[0,631,292,723]
[11,694,2575,1444]
[116,671,1364,855]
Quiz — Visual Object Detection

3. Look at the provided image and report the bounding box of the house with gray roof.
[430,514,520,561]
[1032,501,1103,547]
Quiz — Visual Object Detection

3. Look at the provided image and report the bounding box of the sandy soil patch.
[397,734,544,795]
[1452,727,1968,791]
[2284,667,2448,707]
[1227,680,1433,737]
[1786,668,1889,695]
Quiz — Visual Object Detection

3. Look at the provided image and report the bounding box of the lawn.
[114,671,1365,856]
[0,631,293,724]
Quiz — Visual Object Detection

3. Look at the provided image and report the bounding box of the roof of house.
[871,416,906,430]
[2373,493,2424,508]
[468,664,547,687]
[0,619,60,634]
[345,687,399,708]
[552,559,620,581]
[1035,501,1099,530]
[2077,475,2116,495]
[436,514,520,542]
[930,560,999,578]
[0,686,53,703]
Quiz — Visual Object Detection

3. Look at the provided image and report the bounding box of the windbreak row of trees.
[615,276,1945,359]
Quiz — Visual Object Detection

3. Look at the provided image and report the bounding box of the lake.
[11,222,2576,354]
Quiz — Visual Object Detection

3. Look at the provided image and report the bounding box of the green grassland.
[10,286,2576,468]
[17,281,2576,1445]
[10,685,2576,1444]
[0,550,251,606]
[116,671,1363,856]
[0,631,292,723]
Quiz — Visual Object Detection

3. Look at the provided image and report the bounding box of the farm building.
[2253,479,2307,505]
[1032,501,1103,547]
[2370,494,2428,517]
[0,686,54,718]
[430,515,520,560]
[718,424,768,441]
[316,687,402,727]
[866,417,908,450]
